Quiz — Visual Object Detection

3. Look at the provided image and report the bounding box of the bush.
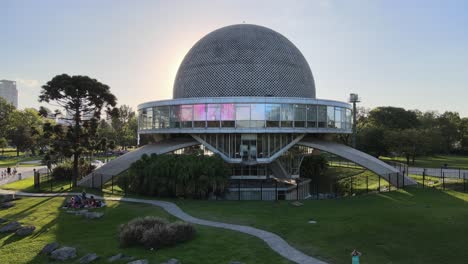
[119,216,195,249]
[51,160,95,180]
[118,153,229,199]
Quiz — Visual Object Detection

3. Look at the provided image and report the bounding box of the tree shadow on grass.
[0,232,28,248]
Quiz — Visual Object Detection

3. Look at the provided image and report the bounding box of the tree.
[39,74,117,186]
[7,108,43,156]
[0,97,15,138]
[0,137,8,156]
[111,105,138,149]
[368,107,419,129]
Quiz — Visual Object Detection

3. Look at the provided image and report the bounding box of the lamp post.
[349,93,361,148]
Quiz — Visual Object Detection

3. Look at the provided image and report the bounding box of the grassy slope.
[176,188,468,264]
[380,155,468,169]
[0,197,290,264]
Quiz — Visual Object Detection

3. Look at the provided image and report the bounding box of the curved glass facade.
[139,103,352,132]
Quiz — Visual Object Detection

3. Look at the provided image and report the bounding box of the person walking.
[351,249,362,264]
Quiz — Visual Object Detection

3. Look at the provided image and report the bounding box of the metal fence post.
[464,173,466,193]
[423,169,426,189]
[442,172,445,190]
[366,175,369,194]
[378,175,381,192]
[260,180,263,201]
[389,174,392,192]
[275,180,278,201]
[296,181,299,200]
[238,179,241,201]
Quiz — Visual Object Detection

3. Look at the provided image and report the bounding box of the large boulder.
[107,253,134,262]
[40,242,59,255]
[15,226,35,236]
[84,212,104,219]
[0,194,15,203]
[79,253,99,264]
[162,259,181,264]
[0,221,21,233]
[127,260,148,264]
[0,202,15,209]
[50,246,77,261]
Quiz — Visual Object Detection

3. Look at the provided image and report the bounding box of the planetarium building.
[79,24,414,198]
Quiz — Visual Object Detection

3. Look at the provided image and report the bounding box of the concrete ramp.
[78,137,199,187]
[298,138,416,186]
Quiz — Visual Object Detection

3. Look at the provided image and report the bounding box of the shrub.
[119,216,196,249]
[118,153,229,199]
[51,160,95,180]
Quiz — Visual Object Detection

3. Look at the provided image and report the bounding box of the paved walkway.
[0,189,326,264]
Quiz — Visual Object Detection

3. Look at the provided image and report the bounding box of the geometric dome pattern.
[173,24,316,99]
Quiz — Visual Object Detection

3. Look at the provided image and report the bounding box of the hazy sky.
[2,0,468,116]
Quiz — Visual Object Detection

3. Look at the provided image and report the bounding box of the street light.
[349,93,361,148]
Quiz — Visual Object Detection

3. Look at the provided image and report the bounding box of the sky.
[1,0,468,116]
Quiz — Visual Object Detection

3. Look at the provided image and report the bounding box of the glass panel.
[236,104,250,128]
[207,104,220,128]
[265,104,280,127]
[221,103,235,120]
[170,105,180,128]
[146,107,153,130]
[193,104,206,121]
[180,105,193,128]
[156,106,170,128]
[281,104,293,127]
[193,104,206,128]
[318,105,327,128]
[250,104,265,128]
[307,105,317,128]
[327,106,335,128]
[335,107,342,129]
[294,104,306,127]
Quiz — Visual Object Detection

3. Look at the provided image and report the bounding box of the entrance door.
[240,134,257,161]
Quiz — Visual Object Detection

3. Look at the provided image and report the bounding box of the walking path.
[0,189,327,264]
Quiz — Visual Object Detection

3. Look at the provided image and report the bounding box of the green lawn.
[0,156,43,167]
[381,155,468,169]
[0,197,290,264]
[176,188,468,264]
[3,178,468,263]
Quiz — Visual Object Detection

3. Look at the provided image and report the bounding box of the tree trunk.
[73,154,79,187]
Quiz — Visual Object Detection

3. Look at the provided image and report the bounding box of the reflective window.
[318,105,327,128]
[335,107,342,129]
[193,104,206,128]
[207,104,220,128]
[281,104,293,127]
[180,105,193,128]
[306,105,317,128]
[327,106,335,128]
[265,104,280,127]
[221,103,235,127]
[346,109,352,130]
[250,104,265,128]
[236,104,250,128]
[294,104,306,127]
[170,105,180,128]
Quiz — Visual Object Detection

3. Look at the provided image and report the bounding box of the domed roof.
[173,24,316,99]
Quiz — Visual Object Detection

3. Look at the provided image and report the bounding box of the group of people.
[64,191,104,209]
[0,167,19,179]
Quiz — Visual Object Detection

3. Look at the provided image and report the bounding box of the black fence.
[386,161,468,192]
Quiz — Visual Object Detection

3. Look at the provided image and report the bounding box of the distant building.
[0,80,18,108]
